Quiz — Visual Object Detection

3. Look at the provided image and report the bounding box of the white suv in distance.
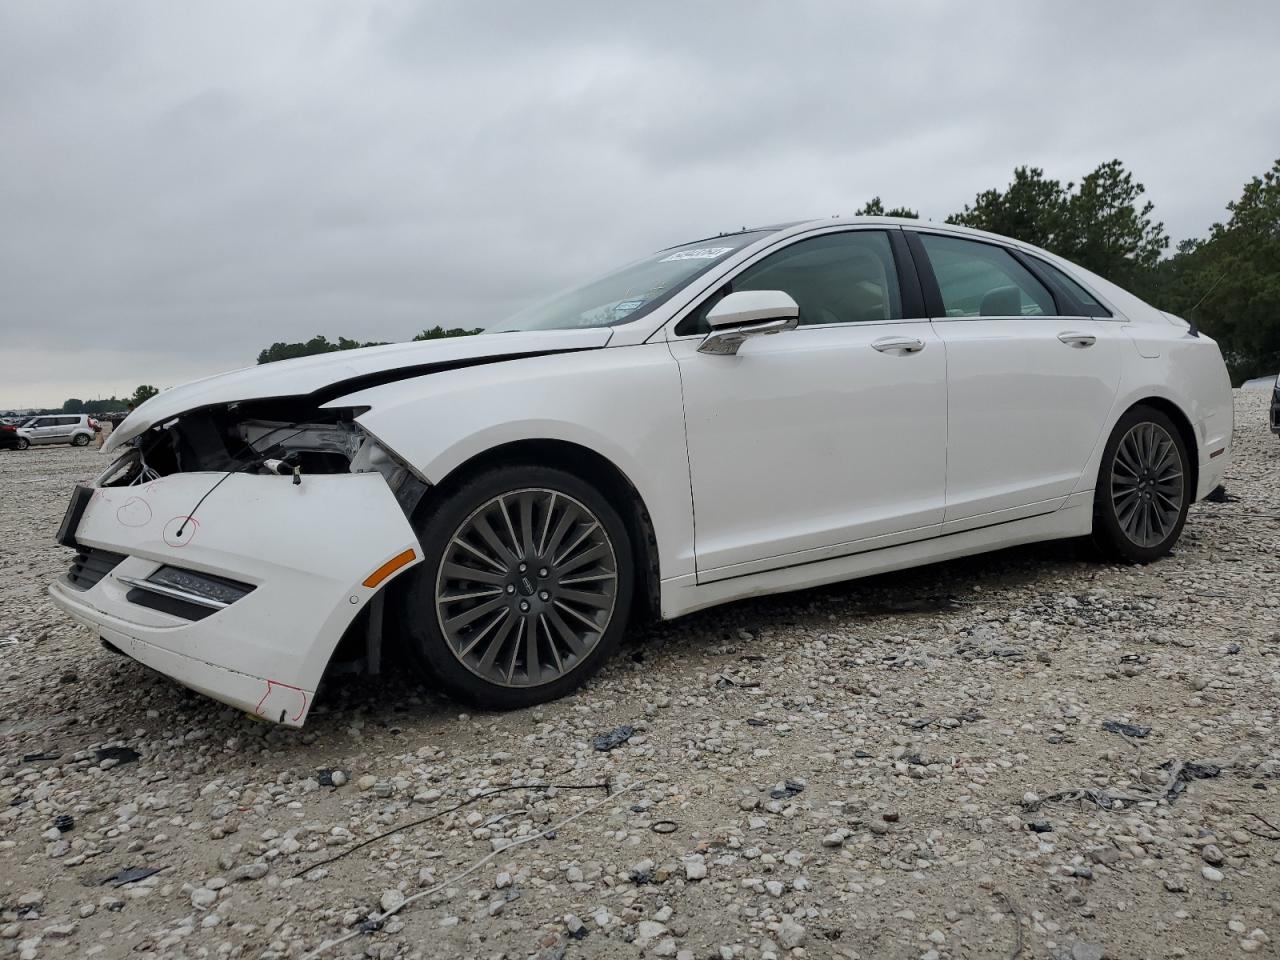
[17,414,98,448]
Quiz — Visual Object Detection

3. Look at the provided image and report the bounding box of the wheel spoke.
[554,598,604,633]
[497,496,522,558]
[553,521,599,567]
[556,587,613,610]
[459,607,512,659]
[517,492,537,557]
[542,502,582,561]
[546,607,587,658]
[472,513,517,567]
[451,536,507,573]
[445,596,505,632]
[440,586,503,604]
[558,541,610,576]
[442,562,506,587]
[536,492,558,556]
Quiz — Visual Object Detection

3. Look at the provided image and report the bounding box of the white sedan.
[48,217,1233,724]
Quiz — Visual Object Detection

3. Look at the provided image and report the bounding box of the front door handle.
[1058,332,1097,348]
[871,336,925,353]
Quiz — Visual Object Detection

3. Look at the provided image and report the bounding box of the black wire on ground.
[289,775,612,879]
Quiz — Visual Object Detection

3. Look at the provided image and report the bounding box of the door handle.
[871,336,925,353]
[1058,332,1097,348]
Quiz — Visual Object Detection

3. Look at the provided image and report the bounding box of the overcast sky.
[2,1,1278,409]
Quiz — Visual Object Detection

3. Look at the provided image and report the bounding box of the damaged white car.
[49,217,1234,725]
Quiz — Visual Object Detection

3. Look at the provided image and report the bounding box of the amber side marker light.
[363,549,418,588]
[1209,448,1226,459]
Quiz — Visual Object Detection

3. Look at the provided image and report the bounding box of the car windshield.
[489,230,773,332]
[21,418,38,427]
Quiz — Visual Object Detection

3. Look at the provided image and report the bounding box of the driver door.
[670,229,948,582]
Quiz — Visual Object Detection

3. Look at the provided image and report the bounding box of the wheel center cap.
[517,574,537,597]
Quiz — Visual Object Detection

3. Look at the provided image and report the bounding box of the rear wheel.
[396,464,633,709]
[1091,405,1191,563]
[72,433,90,446]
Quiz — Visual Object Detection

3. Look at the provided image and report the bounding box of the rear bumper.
[47,471,422,726]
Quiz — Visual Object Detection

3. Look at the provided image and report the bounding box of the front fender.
[334,343,695,580]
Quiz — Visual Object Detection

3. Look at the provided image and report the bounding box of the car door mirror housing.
[699,290,799,355]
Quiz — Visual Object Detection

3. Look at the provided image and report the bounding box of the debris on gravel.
[1,391,1278,959]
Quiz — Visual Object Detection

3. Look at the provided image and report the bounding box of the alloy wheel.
[1110,421,1184,548]
[434,488,619,688]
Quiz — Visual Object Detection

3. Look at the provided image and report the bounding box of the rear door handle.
[871,336,925,353]
[1058,332,1097,348]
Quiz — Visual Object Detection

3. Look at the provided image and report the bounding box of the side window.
[677,231,903,336]
[1033,258,1113,317]
[918,234,1056,318]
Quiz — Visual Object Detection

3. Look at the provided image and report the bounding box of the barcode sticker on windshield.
[659,246,734,262]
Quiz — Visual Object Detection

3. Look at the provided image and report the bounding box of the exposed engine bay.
[96,397,427,515]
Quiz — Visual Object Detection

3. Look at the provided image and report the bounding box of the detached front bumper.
[47,471,421,726]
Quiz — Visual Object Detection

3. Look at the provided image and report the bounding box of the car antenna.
[1184,270,1226,338]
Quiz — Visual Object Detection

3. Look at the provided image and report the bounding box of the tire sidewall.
[1093,405,1191,563]
[16,438,29,450]
[396,464,634,709]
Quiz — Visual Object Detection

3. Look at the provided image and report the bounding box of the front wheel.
[15,437,29,450]
[1091,405,1191,563]
[395,464,633,709]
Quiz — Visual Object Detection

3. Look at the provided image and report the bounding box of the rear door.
[670,228,948,581]
[908,231,1124,532]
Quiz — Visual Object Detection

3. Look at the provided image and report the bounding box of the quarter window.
[1033,258,1113,317]
[678,231,903,336]
[919,234,1056,318]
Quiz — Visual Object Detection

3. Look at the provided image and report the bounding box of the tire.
[72,433,90,446]
[15,437,29,450]
[1091,404,1191,563]
[395,464,634,709]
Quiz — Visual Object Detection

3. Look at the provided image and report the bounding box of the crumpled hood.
[104,327,613,453]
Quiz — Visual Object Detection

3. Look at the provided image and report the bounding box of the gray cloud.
[3,0,1278,407]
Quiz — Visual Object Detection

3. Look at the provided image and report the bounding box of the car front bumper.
[47,471,422,726]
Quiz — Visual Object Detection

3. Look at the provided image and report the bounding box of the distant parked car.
[1271,373,1279,436]
[16,414,98,448]
[0,422,24,450]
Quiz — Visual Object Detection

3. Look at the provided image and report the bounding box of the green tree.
[1151,158,1280,382]
[1065,159,1168,290]
[949,161,1168,290]
[946,166,1071,250]
[855,196,918,218]
[256,335,386,364]
[62,398,85,413]
[412,325,483,341]
[130,385,159,407]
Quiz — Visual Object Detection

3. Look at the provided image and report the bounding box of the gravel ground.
[2,392,1278,960]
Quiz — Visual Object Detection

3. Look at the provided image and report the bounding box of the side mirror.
[698,290,800,356]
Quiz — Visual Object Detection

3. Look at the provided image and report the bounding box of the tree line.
[59,385,159,415]
[255,326,482,364]
[859,156,1279,383]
